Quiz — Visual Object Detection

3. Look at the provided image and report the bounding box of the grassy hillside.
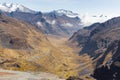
[0,14,93,79]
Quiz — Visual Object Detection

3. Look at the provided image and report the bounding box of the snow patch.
[61,23,73,27]
[46,20,56,25]
[36,21,43,27]
[52,20,56,24]
[54,9,79,17]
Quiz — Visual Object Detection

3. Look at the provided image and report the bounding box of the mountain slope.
[43,11,81,36]
[70,16,120,80]
[0,13,91,79]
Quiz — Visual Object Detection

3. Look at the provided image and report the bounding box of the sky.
[0,0,120,16]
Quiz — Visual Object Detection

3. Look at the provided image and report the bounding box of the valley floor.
[46,35,94,79]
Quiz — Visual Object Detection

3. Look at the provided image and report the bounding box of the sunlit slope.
[0,13,93,79]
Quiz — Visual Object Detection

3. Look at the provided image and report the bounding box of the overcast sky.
[0,0,120,16]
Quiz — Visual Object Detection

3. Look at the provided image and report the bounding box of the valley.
[0,2,120,80]
[0,12,93,79]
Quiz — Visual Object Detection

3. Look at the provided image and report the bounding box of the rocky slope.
[70,16,120,80]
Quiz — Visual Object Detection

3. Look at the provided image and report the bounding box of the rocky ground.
[0,69,65,80]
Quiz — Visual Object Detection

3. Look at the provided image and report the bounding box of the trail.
[0,69,64,80]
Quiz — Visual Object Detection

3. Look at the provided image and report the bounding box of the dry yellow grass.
[0,14,94,79]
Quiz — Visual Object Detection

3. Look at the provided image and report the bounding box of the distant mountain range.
[0,3,112,37]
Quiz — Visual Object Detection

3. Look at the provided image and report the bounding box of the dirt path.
[0,72,15,76]
[0,69,65,80]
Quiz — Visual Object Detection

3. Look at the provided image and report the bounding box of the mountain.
[52,9,79,17]
[0,13,89,79]
[43,11,81,36]
[5,11,81,37]
[0,3,112,37]
[0,3,35,13]
[51,9,110,26]
[0,3,82,37]
[52,9,110,26]
[69,16,120,80]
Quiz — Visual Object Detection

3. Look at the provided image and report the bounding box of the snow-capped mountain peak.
[0,3,36,13]
[53,9,79,17]
[0,3,113,27]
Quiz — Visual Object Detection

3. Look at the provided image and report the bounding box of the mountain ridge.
[70,16,120,80]
[0,3,112,27]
